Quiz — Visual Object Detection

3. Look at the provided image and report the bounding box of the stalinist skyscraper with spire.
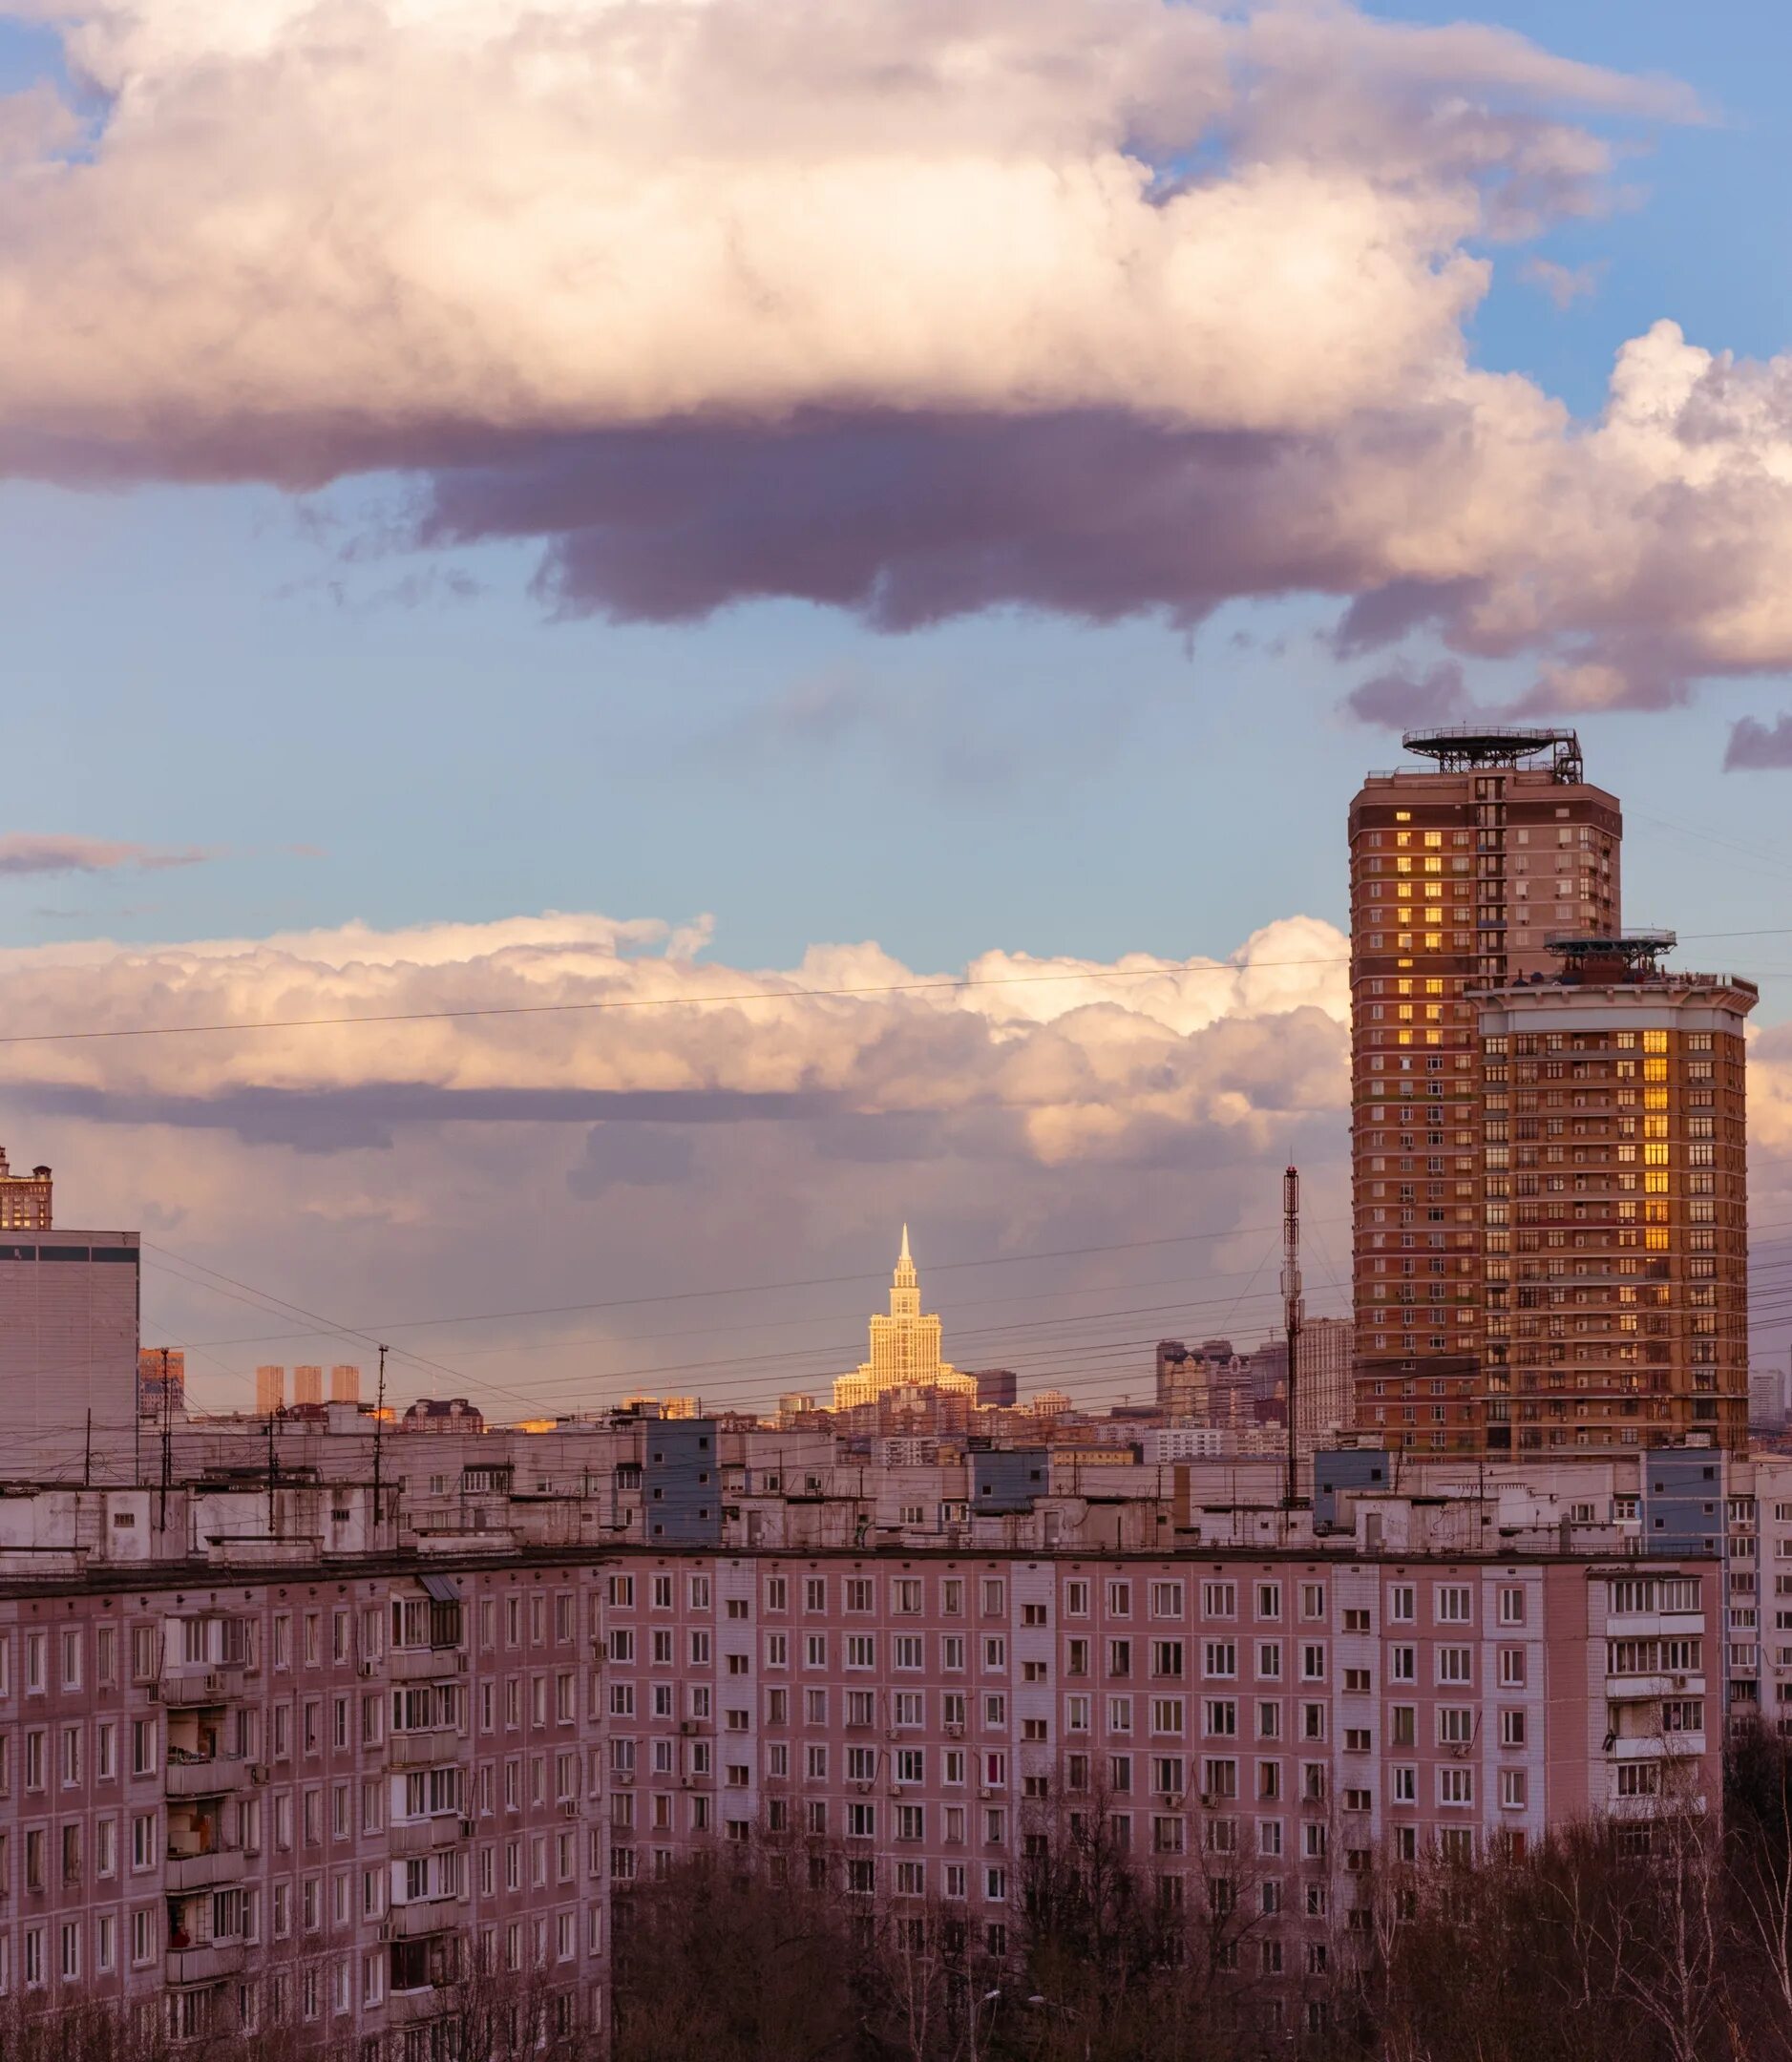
[832,1227,976,1411]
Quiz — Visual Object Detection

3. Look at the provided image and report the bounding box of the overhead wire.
[0,916,1790,1054]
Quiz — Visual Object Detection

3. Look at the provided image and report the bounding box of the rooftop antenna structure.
[1281,1166,1302,1507]
[157,1345,173,1534]
[372,1344,389,1529]
[1402,724,1584,785]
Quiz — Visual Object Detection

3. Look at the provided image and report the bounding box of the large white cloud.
[5,0,1790,708]
[1,906,1352,1413]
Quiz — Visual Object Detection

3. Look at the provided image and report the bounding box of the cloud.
[0,0,1766,710]
[1,905,1354,1412]
[1724,714,1792,770]
[1520,256,1605,308]
[1339,660,1470,730]
[0,833,208,877]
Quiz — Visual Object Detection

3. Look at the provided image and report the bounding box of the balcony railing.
[166,1754,248,1799]
[166,1941,246,1987]
[159,1670,242,1709]
[389,1647,465,1683]
[386,1987,442,2023]
[387,1897,465,1940]
[389,1728,463,1769]
[165,1849,247,1891]
[390,1816,469,1857]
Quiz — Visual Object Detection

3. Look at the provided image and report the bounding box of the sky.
[2,0,1792,1417]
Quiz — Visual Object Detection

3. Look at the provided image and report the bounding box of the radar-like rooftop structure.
[1402,725,1584,783]
[1545,931,1676,975]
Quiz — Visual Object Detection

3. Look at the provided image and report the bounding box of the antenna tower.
[1281,1166,1302,1506]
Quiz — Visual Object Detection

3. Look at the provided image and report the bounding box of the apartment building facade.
[1349,731,1623,1446]
[1475,951,1754,1458]
[0,1495,1718,2051]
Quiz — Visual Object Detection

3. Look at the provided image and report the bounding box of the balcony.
[166,1754,248,1799]
[166,1848,246,1892]
[1605,1673,1703,1703]
[166,1941,245,1987]
[159,1670,242,1709]
[1610,1734,1706,1762]
[390,1647,465,1683]
[387,1898,464,1940]
[386,1987,443,2024]
[389,1728,463,1769]
[390,1816,469,1857]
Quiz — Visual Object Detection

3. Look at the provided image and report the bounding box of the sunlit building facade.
[831,1229,975,1411]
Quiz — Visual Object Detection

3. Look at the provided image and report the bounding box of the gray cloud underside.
[1725,715,1792,770]
[21,1082,854,1151]
[411,391,1792,723]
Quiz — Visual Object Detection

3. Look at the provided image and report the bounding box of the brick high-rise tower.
[1348,728,1622,1453]
[1475,936,1754,1456]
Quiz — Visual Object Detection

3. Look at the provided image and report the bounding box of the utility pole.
[372,1344,388,1530]
[157,1345,173,1532]
[1282,1166,1302,1507]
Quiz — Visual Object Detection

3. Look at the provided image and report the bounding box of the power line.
[3,917,1792,1054]
[153,1217,1347,1350]
[0,956,1345,1047]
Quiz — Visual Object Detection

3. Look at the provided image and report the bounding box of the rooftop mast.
[1282,1166,1302,1506]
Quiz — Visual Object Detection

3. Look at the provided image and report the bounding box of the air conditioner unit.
[378,1920,397,1944]
[458,1819,475,1840]
[454,1653,470,1673]
[679,1776,693,1790]
[978,1787,994,1800]
[945,1723,963,1738]
[855,1781,874,1795]
[248,1763,269,1785]
[679,1721,696,1737]
[204,1672,224,1695]
[885,1730,898,1742]
[888,1784,905,1799]
[560,1800,580,1820]
[613,1770,634,1787]
[358,1660,378,1678]
[590,1639,608,1660]
[1673,1674,1688,1691]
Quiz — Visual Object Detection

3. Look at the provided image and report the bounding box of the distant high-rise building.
[1247,1337,1288,1404]
[255,1365,285,1416]
[330,1364,361,1403]
[776,1392,818,1424]
[663,1396,701,1420]
[293,1365,324,1407]
[1031,1389,1071,1422]
[401,1397,485,1433]
[1154,1340,1190,1406]
[0,1148,52,1230]
[1294,1317,1353,1444]
[0,1231,138,1478]
[1351,727,1622,1449]
[1749,1366,1787,1432]
[832,1228,976,1411]
[973,1368,1018,1407]
[137,1348,185,1420]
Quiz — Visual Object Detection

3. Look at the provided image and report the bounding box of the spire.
[892,1222,918,1315]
